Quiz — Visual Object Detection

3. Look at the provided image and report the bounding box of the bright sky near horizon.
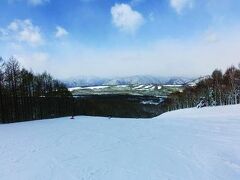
[0,0,240,78]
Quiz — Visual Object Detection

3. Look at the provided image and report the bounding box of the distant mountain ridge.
[63,75,194,87]
[185,76,211,86]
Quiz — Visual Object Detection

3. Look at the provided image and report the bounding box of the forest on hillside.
[163,64,240,111]
[1,56,240,123]
[0,57,73,123]
[0,57,163,122]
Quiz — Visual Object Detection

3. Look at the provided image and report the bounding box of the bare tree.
[0,57,5,122]
[224,66,238,104]
[212,69,223,105]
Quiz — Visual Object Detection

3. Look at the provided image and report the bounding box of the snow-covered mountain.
[103,76,167,85]
[63,75,193,87]
[63,76,107,87]
[165,77,192,85]
[185,76,211,86]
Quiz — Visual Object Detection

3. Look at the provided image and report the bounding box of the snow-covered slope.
[185,75,211,86]
[0,105,240,180]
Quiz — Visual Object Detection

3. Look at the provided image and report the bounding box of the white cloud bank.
[170,0,194,14]
[55,26,68,38]
[1,19,44,46]
[0,19,49,73]
[47,26,240,79]
[111,3,144,34]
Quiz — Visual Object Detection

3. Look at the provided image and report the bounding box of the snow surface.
[132,84,145,90]
[68,86,109,91]
[0,105,240,180]
[163,84,183,87]
[68,87,80,91]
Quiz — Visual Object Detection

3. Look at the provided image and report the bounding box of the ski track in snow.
[0,105,240,180]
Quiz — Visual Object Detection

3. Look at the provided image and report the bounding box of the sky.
[0,0,240,79]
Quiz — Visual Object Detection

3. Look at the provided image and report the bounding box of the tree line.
[0,56,164,123]
[0,57,75,123]
[163,64,240,111]
[1,56,239,123]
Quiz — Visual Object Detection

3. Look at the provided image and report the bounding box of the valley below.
[69,84,184,97]
[68,84,183,118]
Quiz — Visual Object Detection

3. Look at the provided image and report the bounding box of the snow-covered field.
[68,85,109,91]
[0,105,240,180]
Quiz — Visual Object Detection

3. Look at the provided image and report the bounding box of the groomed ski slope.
[0,105,240,180]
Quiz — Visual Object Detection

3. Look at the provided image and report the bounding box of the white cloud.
[0,19,43,46]
[111,3,144,34]
[55,26,68,38]
[8,21,19,31]
[170,0,194,14]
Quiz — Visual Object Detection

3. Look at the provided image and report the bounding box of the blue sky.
[0,0,240,78]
